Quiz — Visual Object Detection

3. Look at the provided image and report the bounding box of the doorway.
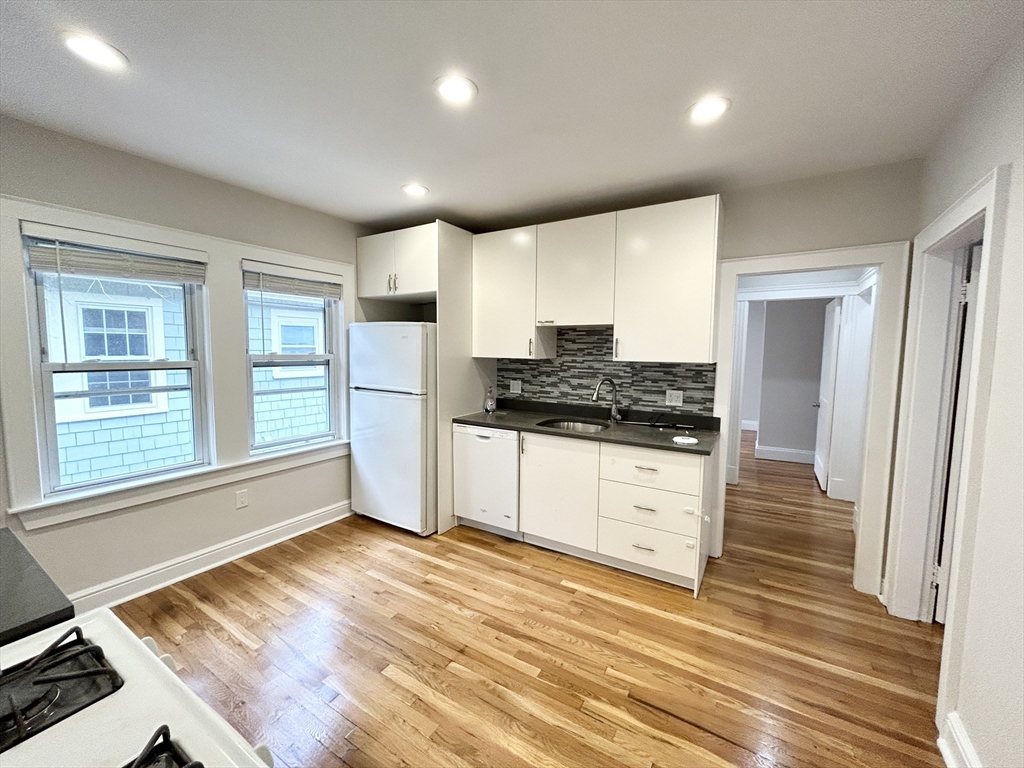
[714,243,909,595]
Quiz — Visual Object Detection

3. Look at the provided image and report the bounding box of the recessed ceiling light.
[65,34,128,71]
[434,75,478,105]
[688,95,731,125]
[402,183,429,197]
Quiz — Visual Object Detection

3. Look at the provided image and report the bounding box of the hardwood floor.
[114,431,945,767]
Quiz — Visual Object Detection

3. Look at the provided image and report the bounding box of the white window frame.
[245,290,343,454]
[34,273,209,494]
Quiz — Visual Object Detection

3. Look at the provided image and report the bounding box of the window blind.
[242,270,343,300]
[26,238,207,284]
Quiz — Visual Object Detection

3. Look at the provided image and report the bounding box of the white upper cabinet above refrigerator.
[472,225,555,359]
[613,195,719,364]
[536,212,616,326]
[357,222,439,301]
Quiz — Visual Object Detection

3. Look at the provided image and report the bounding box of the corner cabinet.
[472,226,555,359]
[612,195,719,363]
[357,222,438,302]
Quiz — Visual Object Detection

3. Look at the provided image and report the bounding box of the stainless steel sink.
[536,418,611,433]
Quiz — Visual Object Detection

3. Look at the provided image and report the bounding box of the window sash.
[247,354,337,451]
[35,278,208,495]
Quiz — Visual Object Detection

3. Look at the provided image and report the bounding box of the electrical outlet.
[666,390,684,407]
[235,489,249,509]
[510,380,522,394]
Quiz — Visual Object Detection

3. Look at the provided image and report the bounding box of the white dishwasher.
[453,424,519,534]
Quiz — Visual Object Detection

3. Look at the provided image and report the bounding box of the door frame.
[884,167,1009,623]
[814,298,842,491]
[713,242,910,596]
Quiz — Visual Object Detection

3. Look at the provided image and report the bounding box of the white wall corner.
[68,500,351,612]
[937,711,982,768]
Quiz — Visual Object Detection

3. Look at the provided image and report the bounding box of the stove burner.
[0,626,123,752]
[124,725,204,768]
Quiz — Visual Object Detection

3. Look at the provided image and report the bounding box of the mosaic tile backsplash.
[496,327,715,416]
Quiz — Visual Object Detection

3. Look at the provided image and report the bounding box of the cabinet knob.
[685,542,695,549]
[684,508,695,515]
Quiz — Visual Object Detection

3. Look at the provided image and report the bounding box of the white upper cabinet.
[473,226,555,359]
[536,212,616,326]
[357,222,438,301]
[356,231,395,299]
[613,195,719,363]
[394,223,438,299]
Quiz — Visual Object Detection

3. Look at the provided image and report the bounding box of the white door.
[613,196,719,363]
[351,389,427,532]
[357,231,395,299]
[473,226,551,358]
[519,433,600,550]
[394,223,438,298]
[814,299,842,490]
[349,323,429,393]
[536,212,616,326]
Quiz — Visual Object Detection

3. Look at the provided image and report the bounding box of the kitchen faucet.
[592,377,622,422]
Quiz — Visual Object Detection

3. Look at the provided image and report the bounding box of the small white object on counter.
[0,608,270,768]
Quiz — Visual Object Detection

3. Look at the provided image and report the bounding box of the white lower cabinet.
[456,428,716,595]
[597,518,698,579]
[519,433,600,551]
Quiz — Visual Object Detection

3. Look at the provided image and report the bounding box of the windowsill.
[8,439,350,531]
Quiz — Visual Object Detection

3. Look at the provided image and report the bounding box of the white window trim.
[1,195,354,530]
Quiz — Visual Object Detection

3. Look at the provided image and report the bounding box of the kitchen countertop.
[453,409,719,456]
[0,527,74,647]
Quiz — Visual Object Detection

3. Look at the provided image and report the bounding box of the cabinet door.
[473,226,552,358]
[394,223,438,298]
[519,433,600,550]
[357,231,395,299]
[536,212,616,326]
[613,196,719,363]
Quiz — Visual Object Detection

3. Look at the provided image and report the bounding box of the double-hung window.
[243,263,343,452]
[27,237,208,492]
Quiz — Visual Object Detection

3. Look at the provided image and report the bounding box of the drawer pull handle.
[633,505,657,513]
[684,508,695,515]
[634,465,659,472]
[685,542,695,549]
[632,544,656,552]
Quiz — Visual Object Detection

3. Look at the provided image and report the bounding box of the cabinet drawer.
[597,518,696,578]
[598,480,699,537]
[600,443,701,495]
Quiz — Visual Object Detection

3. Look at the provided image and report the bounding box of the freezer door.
[351,388,428,533]
[349,323,432,394]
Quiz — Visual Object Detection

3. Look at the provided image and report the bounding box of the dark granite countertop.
[0,528,74,647]
[453,403,720,456]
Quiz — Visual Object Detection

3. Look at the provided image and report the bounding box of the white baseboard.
[741,420,759,431]
[753,443,815,464]
[69,500,351,612]
[827,476,859,503]
[938,711,982,768]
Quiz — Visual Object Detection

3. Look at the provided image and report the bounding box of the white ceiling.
[1,1,1021,232]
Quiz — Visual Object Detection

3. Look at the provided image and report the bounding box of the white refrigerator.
[349,322,437,535]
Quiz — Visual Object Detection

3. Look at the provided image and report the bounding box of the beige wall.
[719,159,922,260]
[0,114,361,263]
[921,37,1023,767]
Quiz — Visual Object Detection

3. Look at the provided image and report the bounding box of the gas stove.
[0,609,269,768]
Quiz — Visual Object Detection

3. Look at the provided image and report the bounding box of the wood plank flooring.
[114,431,945,767]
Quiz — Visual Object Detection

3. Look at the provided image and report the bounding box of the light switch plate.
[666,390,683,407]
[510,380,522,394]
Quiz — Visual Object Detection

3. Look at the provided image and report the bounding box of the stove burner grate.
[0,625,123,752]
[124,725,204,768]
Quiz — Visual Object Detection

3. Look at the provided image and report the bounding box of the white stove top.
[0,608,268,768]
